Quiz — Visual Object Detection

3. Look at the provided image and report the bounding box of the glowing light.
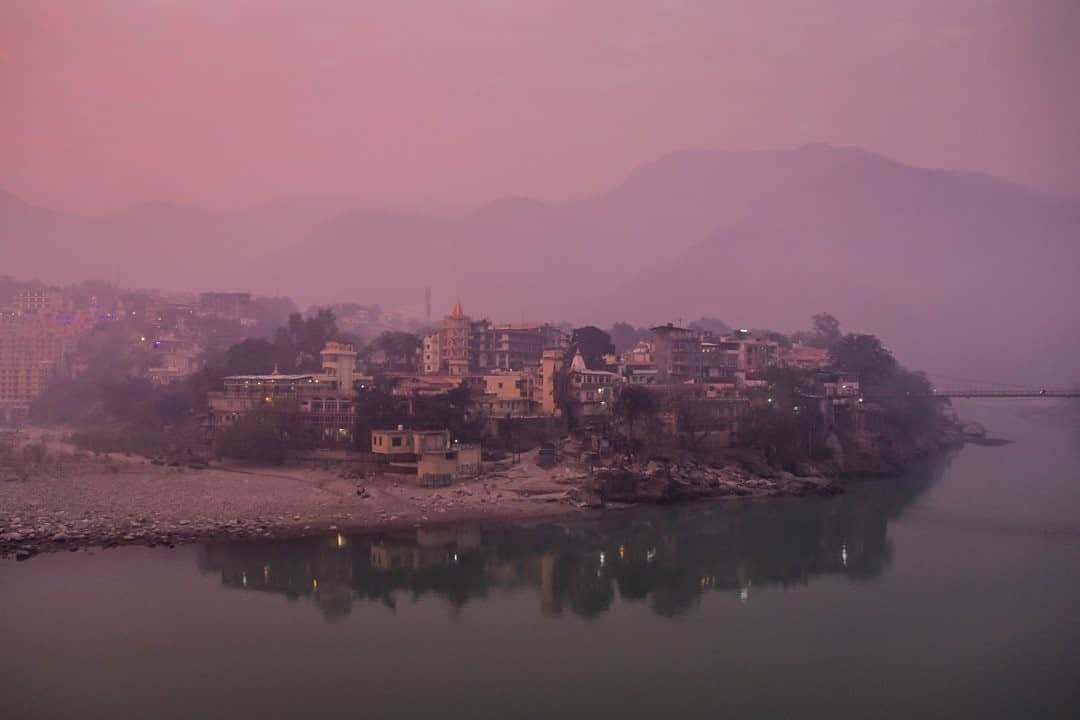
[618,545,625,560]
[646,548,657,563]
[312,578,318,590]
[336,533,346,548]
[263,564,270,581]
[599,551,606,566]
[841,543,848,567]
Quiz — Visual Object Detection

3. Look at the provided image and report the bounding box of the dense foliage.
[213,405,315,465]
[568,326,614,369]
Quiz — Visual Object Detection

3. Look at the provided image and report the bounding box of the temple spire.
[449,298,464,319]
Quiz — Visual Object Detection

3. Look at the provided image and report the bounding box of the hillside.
[3,145,1077,381]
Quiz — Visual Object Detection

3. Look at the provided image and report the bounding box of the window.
[391,437,402,447]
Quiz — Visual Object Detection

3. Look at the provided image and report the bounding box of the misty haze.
[2,2,1078,719]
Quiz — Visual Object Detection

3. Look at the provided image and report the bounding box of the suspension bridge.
[861,371,1080,400]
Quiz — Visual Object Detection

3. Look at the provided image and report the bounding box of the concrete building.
[472,371,529,418]
[423,301,567,376]
[651,324,777,386]
[198,292,253,323]
[371,428,452,456]
[371,427,480,487]
[0,308,93,423]
[423,300,481,376]
[146,335,202,385]
[566,349,619,425]
[781,345,831,370]
[207,342,366,442]
[622,340,655,367]
[319,341,359,392]
[539,348,563,416]
[13,288,64,315]
[491,323,568,370]
[651,324,738,384]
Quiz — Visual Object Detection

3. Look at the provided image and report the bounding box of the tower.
[320,342,357,392]
[445,299,470,377]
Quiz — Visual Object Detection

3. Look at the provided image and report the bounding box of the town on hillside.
[1,276,953,491]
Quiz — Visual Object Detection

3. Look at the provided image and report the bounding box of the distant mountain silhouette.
[0,192,352,291]
[3,145,1077,381]
[603,146,1080,381]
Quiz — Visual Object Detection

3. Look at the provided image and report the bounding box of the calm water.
[2,402,1079,719]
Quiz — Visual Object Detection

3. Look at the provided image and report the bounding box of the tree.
[368,331,422,372]
[273,309,339,371]
[760,330,792,349]
[688,317,730,337]
[609,322,648,353]
[213,403,313,465]
[353,386,406,449]
[612,385,659,458]
[808,313,842,350]
[568,326,614,369]
[224,338,278,375]
[829,333,898,386]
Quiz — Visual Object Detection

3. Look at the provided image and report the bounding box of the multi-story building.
[198,292,254,323]
[474,371,538,418]
[13,288,64,315]
[565,349,619,425]
[622,340,655,367]
[651,324,777,385]
[780,345,831,370]
[207,341,366,442]
[423,301,482,376]
[652,324,736,383]
[0,308,93,423]
[491,324,567,370]
[146,335,203,385]
[423,301,566,376]
[538,348,563,416]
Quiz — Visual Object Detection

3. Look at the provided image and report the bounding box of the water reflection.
[197,455,951,621]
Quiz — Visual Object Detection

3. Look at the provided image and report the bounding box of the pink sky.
[2,0,1078,214]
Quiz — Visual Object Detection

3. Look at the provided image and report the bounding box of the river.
[2,401,1078,719]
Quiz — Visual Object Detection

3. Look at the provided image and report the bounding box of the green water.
[2,402,1079,719]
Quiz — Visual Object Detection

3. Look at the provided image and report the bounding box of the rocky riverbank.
[2,417,986,562]
[0,444,842,561]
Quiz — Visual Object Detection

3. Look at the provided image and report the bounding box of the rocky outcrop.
[588,459,839,506]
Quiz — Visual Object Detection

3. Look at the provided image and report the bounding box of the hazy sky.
[2,0,1078,214]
